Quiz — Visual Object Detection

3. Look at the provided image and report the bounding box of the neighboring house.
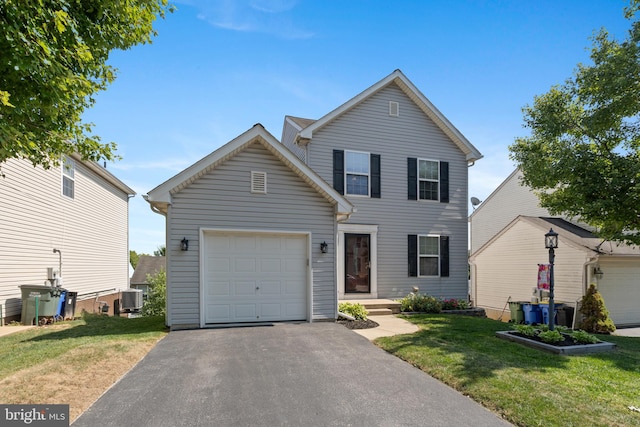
[145,70,482,329]
[469,170,640,326]
[130,255,166,297]
[0,155,135,323]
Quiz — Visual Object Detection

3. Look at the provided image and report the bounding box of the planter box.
[496,331,617,355]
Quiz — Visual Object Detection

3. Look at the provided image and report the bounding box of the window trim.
[417,158,440,201]
[344,150,370,197]
[62,156,75,199]
[418,234,440,277]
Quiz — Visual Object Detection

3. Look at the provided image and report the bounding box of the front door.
[345,233,370,293]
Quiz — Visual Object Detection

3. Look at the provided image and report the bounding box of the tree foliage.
[153,245,166,257]
[0,0,172,170]
[509,2,640,245]
[578,284,616,334]
[142,269,166,317]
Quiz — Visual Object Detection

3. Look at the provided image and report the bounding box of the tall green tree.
[153,245,165,257]
[0,0,172,171]
[509,2,640,245]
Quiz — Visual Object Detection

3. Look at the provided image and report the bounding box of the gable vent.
[251,171,267,194]
[389,101,399,117]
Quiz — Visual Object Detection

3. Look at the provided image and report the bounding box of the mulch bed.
[510,331,595,347]
[336,319,379,330]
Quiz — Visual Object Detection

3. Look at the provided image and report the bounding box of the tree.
[130,250,150,269]
[0,0,172,171]
[509,2,640,246]
[154,245,166,257]
[142,269,166,317]
[578,284,616,334]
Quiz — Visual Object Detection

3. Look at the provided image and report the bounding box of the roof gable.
[295,69,482,162]
[145,124,354,217]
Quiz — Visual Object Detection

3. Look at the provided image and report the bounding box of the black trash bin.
[64,292,78,320]
[557,306,575,328]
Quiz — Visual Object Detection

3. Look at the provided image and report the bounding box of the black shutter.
[440,236,449,277]
[440,161,449,203]
[371,154,381,198]
[408,157,417,200]
[333,150,344,195]
[408,234,418,277]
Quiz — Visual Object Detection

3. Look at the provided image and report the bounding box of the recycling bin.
[522,303,542,325]
[540,303,563,325]
[508,301,525,324]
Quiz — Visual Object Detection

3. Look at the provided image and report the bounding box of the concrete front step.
[340,299,401,315]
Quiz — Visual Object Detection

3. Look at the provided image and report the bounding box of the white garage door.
[203,232,308,324]
[597,262,640,326]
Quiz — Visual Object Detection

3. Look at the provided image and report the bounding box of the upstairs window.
[62,157,75,199]
[345,151,370,196]
[418,159,439,201]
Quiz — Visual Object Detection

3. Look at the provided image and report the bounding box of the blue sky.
[82,0,633,255]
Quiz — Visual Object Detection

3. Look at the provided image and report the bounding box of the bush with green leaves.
[142,269,166,317]
[440,298,471,310]
[338,302,368,320]
[398,293,442,313]
[513,324,537,337]
[538,329,565,344]
[571,329,598,344]
[578,284,616,334]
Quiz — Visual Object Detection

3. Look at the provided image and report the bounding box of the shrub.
[398,293,442,313]
[571,329,598,344]
[338,302,368,320]
[142,269,166,317]
[513,324,537,337]
[440,298,470,310]
[538,329,565,344]
[578,284,616,334]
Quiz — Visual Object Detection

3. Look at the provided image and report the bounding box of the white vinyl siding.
[307,83,469,299]
[166,142,337,328]
[472,219,586,314]
[419,235,439,276]
[0,158,131,321]
[345,150,370,196]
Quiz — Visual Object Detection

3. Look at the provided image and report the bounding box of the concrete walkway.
[614,327,640,337]
[352,315,419,340]
[0,325,34,338]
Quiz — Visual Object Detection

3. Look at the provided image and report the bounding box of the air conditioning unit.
[121,289,144,311]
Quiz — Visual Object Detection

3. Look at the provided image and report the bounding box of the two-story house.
[1,155,135,324]
[469,169,640,326]
[145,70,482,329]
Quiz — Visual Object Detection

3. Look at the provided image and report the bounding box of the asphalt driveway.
[73,322,510,426]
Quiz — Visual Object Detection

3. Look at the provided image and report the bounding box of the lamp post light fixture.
[544,228,559,331]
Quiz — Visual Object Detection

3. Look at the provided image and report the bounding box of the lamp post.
[545,228,559,331]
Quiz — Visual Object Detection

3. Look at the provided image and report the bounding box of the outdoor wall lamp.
[544,228,559,331]
[320,241,328,253]
[593,266,604,279]
[181,238,189,251]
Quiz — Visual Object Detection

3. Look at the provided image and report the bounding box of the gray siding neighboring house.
[130,255,166,296]
[469,171,640,326]
[0,155,135,324]
[146,70,482,328]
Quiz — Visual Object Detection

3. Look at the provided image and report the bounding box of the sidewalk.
[0,325,34,338]
[352,315,419,340]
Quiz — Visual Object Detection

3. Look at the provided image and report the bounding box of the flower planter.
[496,331,616,355]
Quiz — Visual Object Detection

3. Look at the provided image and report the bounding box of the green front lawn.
[376,314,640,427]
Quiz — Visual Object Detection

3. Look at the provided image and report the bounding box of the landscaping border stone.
[496,330,617,355]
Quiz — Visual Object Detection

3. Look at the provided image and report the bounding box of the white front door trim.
[337,223,378,299]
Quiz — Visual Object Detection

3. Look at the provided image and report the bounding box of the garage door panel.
[204,233,308,324]
[208,281,230,296]
[598,263,640,325]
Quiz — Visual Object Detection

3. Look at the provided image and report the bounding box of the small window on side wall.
[62,156,75,199]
